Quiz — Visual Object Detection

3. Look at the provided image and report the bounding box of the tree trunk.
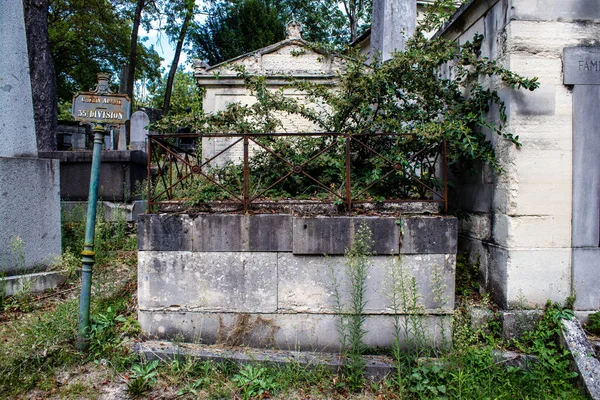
[162,1,195,116]
[23,0,57,152]
[126,0,146,143]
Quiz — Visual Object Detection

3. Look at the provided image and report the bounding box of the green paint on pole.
[73,73,130,352]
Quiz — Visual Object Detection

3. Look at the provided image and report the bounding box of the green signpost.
[72,73,131,351]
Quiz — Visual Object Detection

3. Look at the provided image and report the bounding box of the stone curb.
[560,318,600,400]
[133,340,395,379]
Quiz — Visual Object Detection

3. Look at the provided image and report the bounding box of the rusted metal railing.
[146,132,448,213]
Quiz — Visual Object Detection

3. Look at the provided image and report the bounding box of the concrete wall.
[39,151,146,202]
[138,214,457,351]
[441,0,600,309]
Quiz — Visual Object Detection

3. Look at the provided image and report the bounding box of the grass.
[0,210,588,399]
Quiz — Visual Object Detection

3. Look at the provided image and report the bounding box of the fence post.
[345,133,351,211]
[443,139,448,213]
[243,135,249,213]
[147,136,152,213]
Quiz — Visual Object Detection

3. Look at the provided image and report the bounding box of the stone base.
[138,310,452,352]
[0,156,61,275]
[39,150,146,202]
[138,214,457,351]
[1,270,68,297]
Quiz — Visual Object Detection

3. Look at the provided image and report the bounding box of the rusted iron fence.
[147,132,448,213]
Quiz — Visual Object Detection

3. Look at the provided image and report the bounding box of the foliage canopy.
[156,0,538,176]
[48,0,162,103]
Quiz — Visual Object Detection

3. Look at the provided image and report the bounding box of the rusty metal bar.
[345,134,351,211]
[243,135,249,213]
[147,134,152,213]
[443,140,448,213]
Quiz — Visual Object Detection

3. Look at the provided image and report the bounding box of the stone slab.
[1,270,68,297]
[39,150,147,202]
[138,310,451,352]
[138,251,278,312]
[0,157,61,274]
[277,253,455,313]
[512,1,600,23]
[138,214,193,251]
[130,110,149,152]
[564,47,600,85]
[248,214,292,252]
[0,0,38,158]
[401,217,457,255]
[293,217,403,255]
[572,85,600,248]
[572,248,600,310]
[560,318,600,400]
[501,310,544,341]
[135,340,395,379]
[196,214,243,252]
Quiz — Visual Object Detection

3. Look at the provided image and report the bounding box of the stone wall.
[39,150,146,202]
[440,0,600,310]
[138,214,457,351]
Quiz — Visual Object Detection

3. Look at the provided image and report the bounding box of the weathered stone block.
[138,310,452,351]
[511,0,600,23]
[248,214,292,251]
[138,251,278,312]
[0,157,61,274]
[195,214,243,251]
[193,214,292,252]
[292,216,402,255]
[572,248,600,310]
[138,214,193,251]
[501,310,544,340]
[401,217,457,254]
[505,248,572,308]
[278,253,455,313]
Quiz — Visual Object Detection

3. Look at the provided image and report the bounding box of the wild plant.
[330,221,373,392]
[232,364,281,400]
[126,359,160,398]
[387,256,428,361]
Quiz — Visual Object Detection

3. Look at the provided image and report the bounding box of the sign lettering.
[72,93,131,125]
[564,47,600,85]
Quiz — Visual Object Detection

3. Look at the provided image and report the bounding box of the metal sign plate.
[72,93,131,125]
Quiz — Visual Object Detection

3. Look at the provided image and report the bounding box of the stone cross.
[370,0,416,62]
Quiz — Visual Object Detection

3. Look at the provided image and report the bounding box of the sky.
[140,2,207,74]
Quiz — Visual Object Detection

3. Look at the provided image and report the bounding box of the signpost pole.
[72,73,131,352]
[76,124,106,351]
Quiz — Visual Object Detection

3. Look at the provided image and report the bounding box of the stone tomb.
[0,0,62,295]
[138,214,457,351]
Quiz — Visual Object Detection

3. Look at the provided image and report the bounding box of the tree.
[48,0,161,104]
[126,0,146,106]
[188,0,371,66]
[146,68,203,116]
[162,0,197,115]
[23,0,57,151]
[188,0,286,66]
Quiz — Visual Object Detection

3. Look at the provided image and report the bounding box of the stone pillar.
[370,0,416,62]
[564,47,600,311]
[0,0,62,293]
